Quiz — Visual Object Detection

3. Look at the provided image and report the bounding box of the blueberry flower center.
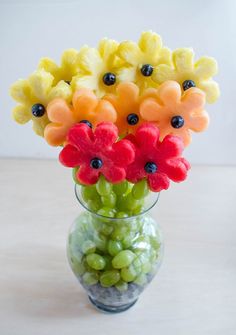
[64,80,71,85]
[127,113,139,125]
[182,80,196,91]
[141,64,153,77]
[90,158,103,169]
[171,115,185,129]
[79,120,92,128]
[144,162,157,174]
[103,72,116,86]
[31,103,45,117]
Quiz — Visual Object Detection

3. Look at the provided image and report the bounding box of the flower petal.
[148,172,170,192]
[77,46,102,74]
[98,38,119,62]
[117,67,136,82]
[135,123,159,147]
[158,81,182,106]
[32,116,49,137]
[118,41,142,66]
[188,111,209,132]
[181,87,206,111]
[138,31,162,55]
[10,79,32,104]
[59,144,82,167]
[38,57,60,82]
[95,100,117,124]
[172,48,194,72]
[28,69,54,103]
[126,160,146,183]
[152,64,175,84]
[71,74,98,91]
[60,48,80,79]
[198,80,220,104]
[48,80,72,102]
[94,122,118,148]
[110,139,135,167]
[194,56,218,80]
[77,165,100,185]
[162,158,189,182]
[140,98,162,121]
[12,105,31,124]
[104,166,126,184]
[68,123,93,150]
[158,135,184,159]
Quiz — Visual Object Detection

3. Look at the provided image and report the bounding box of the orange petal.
[158,81,182,107]
[188,111,209,132]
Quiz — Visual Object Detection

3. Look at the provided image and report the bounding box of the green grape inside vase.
[68,181,162,312]
[10,31,219,313]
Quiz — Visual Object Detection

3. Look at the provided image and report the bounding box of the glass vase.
[67,185,163,313]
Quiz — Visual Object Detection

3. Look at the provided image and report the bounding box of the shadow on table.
[6,243,99,319]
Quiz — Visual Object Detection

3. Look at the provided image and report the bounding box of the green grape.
[101,192,117,208]
[112,250,136,269]
[69,232,84,253]
[87,199,101,212]
[132,257,142,275]
[100,224,113,236]
[81,240,96,255]
[149,236,161,251]
[70,256,86,276]
[108,240,123,256]
[111,226,128,241]
[142,261,152,274]
[134,273,147,286]
[96,175,112,196]
[132,236,150,252]
[103,255,113,270]
[82,272,99,285]
[97,207,115,218]
[125,193,141,211]
[122,232,136,249]
[132,179,149,200]
[121,265,137,282]
[93,233,107,252]
[81,185,98,202]
[115,280,128,292]
[100,270,120,287]
[86,253,106,270]
[132,203,145,216]
[113,180,128,195]
[116,212,129,219]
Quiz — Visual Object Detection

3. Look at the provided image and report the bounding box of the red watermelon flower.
[59,122,135,185]
[126,123,190,192]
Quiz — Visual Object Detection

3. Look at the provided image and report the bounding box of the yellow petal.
[48,80,72,102]
[152,64,175,84]
[198,80,220,104]
[61,49,80,79]
[118,41,142,66]
[38,57,60,82]
[98,38,119,62]
[158,47,172,65]
[32,115,49,137]
[10,79,32,104]
[77,46,102,74]
[12,105,31,124]
[138,31,162,55]
[194,56,218,80]
[28,69,54,103]
[117,67,136,82]
[173,48,194,72]
[71,74,98,91]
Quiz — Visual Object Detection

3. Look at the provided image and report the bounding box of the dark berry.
[127,113,139,126]
[90,158,103,169]
[103,72,116,86]
[65,80,71,85]
[182,80,196,91]
[141,64,153,77]
[79,120,92,128]
[144,162,157,174]
[31,103,45,117]
[171,115,184,129]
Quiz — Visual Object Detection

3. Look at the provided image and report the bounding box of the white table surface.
[0,159,236,335]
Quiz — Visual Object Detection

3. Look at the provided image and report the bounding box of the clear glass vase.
[67,185,163,313]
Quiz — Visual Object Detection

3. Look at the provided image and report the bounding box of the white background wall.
[0,0,235,164]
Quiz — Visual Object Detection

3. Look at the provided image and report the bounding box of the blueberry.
[141,64,153,77]
[103,72,116,86]
[31,103,45,117]
[144,162,157,174]
[65,80,71,85]
[182,80,196,91]
[171,115,184,129]
[127,113,139,126]
[90,158,103,169]
[79,120,92,128]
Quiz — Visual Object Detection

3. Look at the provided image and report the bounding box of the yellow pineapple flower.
[153,48,220,103]
[117,31,171,91]
[10,69,72,136]
[71,39,121,97]
[38,49,80,85]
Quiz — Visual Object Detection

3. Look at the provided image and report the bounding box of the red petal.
[148,172,170,192]
[67,123,93,151]
[59,144,81,167]
[110,139,135,167]
[135,123,159,148]
[158,135,184,159]
[94,122,118,149]
[126,158,146,183]
[76,165,99,185]
[162,158,189,182]
[103,166,126,183]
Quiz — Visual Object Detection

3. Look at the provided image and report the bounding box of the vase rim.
[74,184,159,221]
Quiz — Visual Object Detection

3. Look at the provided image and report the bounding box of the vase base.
[88,296,138,313]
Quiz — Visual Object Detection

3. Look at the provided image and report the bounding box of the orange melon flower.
[44,89,117,146]
[104,82,144,136]
[140,81,209,146]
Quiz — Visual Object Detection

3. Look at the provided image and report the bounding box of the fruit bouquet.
[10,31,219,313]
